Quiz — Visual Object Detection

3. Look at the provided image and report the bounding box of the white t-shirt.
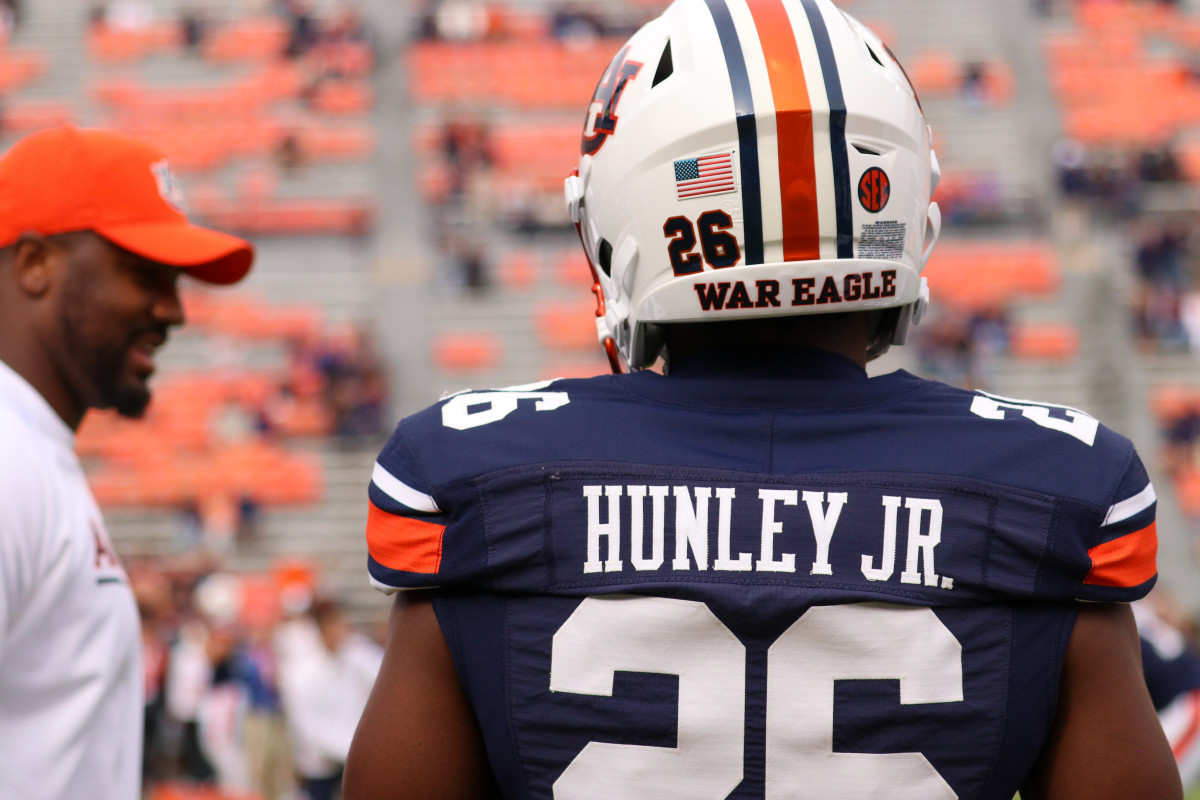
[0,359,142,800]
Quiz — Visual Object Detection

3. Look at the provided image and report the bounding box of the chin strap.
[567,168,624,375]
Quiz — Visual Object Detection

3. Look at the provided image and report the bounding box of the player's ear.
[9,233,57,298]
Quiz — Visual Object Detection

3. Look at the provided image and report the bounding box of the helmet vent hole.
[652,40,673,87]
[864,42,885,68]
[853,143,881,156]
[597,238,614,276]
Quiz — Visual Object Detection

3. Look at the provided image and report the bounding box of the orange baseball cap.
[0,126,253,284]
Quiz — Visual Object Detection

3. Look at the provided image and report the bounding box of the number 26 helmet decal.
[565,0,941,371]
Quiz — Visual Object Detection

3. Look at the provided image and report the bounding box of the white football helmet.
[565,0,940,371]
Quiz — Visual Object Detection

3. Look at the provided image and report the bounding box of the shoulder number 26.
[551,598,962,799]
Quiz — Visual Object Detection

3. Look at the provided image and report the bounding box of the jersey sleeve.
[364,425,449,594]
[1072,450,1158,602]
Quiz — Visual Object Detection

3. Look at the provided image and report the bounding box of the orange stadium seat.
[300,125,376,160]
[408,40,624,107]
[536,301,600,351]
[87,23,181,62]
[1174,467,1200,517]
[923,241,1059,309]
[309,80,374,114]
[856,19,895,47]
[0,49,46,92]
[2,100,76,132]
[496,250,540,289]
[1008,323,1080,362]
[271,397,333,438]
[432,332,503,371]
[201,17,288,62]
[1149,385,1200,423]
[149,783,265,800]
[1075,0,1177,34]
[554,249,595,289]
[908,49,959,95]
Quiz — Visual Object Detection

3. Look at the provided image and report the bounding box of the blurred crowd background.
[6,0,1200,797]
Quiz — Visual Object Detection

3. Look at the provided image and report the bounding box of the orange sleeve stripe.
[366,500,445,575]
[1083,521,1158,588]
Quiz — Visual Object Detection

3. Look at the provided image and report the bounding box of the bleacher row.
[1045,1,1200,156]
[0,12,379,237]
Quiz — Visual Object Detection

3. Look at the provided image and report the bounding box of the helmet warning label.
[859,221,906,260]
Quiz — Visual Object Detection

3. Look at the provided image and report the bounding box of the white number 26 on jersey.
[550,597,963,799]
[970,391,1098,446]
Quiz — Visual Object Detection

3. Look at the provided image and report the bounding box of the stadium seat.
[432,332,503,371]
[1008,323,1080,362]
[200,17,288,62]
[536,301,600,351]
[309,80,375,114]
[496,250,540,289]
[923,241,1059,310]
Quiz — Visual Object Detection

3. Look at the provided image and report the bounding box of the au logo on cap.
[151,159,188,214]
[858,167,890,213]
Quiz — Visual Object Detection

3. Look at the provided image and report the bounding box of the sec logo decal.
[858,167,890,213]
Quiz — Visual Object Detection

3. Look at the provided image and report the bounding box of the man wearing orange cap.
[0,126,254,799]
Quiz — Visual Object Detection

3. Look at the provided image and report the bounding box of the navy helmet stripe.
[703,0,764,265]
[800,0,853,258]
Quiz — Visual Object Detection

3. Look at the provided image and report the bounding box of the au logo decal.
[581,46,642,157]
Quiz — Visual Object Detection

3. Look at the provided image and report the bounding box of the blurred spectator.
[914,307,1011,392]
[105,0,153,30]
[280,0,319,58]
[1053,137,1090,198]
[961,61,987,108]
[279,598,382,800]
[180,5,207,51]
[433,0,491,41]
[166,619,218,784]
[314,324,389,441]
[174,497,205,552]
[1139,145,1184,184]
[440,113,495,207]
[241,622,296,800]
[1133,220,1189,350]
[551,2,605,40]
[136,570,174,786]
[196,625,251,793]
[275,131,306,174]
[1163,404,1200,475]
[1135,598,1200,791]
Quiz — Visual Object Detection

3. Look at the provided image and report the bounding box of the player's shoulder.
[901,378,1139,493]
[390,373,617,459]
[918,381,1155,601]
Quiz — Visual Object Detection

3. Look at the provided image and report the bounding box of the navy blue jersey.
[365,347,1158,799]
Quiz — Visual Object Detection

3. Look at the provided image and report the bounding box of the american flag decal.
[674,152,736,200]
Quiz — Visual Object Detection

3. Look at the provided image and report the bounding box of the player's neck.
[664,316,871,370]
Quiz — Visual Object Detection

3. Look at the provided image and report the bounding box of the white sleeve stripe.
[369,574,432,594]
[1103,483,1156,527]
[371,462,440,513]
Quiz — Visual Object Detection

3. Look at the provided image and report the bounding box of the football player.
[1137,599,1200,790]
[344,1,1180,797]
